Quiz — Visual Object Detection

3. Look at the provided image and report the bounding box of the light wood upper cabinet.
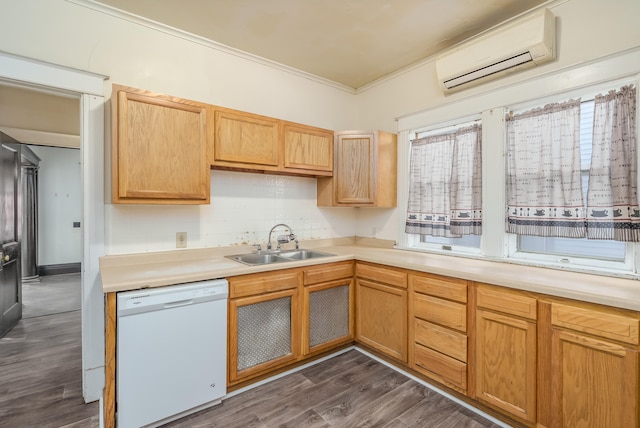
[209,108,334,177]
[281,122,333,176]
[211,107,280,171]
[317,130,397,207]
[111,85,210,204]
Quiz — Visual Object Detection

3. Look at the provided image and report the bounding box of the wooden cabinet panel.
[414,343,467,391]
[356,263,407,288]
[303,279,354,355]
[477,283,537,320]
[212,107,279,169]
[551,302,639,345]
[281,122,333,175]
[228,289,299,385]
[112,86,210,204]
[335,134,375,205]
[303,261,353,285]
[414,318,467,362]
[356,278,407,362]
[475,308,537,424]
[410,273,467,303]
[414,293,467,333]
[229,270,300,298]
[317,130,397,207]
[550,329,639,428]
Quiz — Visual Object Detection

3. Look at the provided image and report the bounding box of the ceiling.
[96,0,550,90]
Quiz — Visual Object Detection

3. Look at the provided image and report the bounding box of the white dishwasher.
[117,279,228,428]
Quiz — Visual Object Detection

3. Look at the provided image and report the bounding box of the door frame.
[0,51,107,402]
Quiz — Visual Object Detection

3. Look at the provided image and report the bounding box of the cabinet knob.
[3,255,9,262]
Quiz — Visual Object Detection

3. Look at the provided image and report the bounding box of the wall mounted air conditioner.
[436,8,555,93]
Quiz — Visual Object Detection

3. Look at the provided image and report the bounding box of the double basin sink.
[226,249,335,266]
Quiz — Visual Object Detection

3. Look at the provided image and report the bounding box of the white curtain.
[405,124,482,237]
[506,99,586,238]
[586,85,639,241]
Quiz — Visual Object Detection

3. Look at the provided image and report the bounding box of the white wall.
[354,0,640,241]
[0,0,359,255]
[30,145,82,265]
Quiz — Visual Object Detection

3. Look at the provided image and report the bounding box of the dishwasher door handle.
[164,299,194,308]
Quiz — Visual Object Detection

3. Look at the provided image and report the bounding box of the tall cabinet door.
[334,132,376,205]
[550,329,638,428]
[475,309,537,424]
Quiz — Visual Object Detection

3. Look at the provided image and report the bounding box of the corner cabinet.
[355,262,408,362]
[317,130,397,207]
[111,85,210,204]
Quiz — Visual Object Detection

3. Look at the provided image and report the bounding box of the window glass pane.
[422,234,481,248]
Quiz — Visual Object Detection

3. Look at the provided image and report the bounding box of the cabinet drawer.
[551,302,640,345]
[414,318,467,362]
[356,263,407,288]
[476,284,537,320]
[304,261,353,285]
[410,274,467,303]
[229,271,300,298]
[414,343,467,391]
[414,293,467,333]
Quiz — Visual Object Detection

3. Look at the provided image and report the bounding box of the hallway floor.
[0,273,99,427]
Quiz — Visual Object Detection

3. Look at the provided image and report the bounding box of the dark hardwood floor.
[0,274,99,428]
[164,350,505,428]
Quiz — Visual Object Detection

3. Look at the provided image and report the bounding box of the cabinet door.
[356,278,407,362]
[212,108,279,170]
[550,329,638,428]
[113,88,210,204]
[281,122,333,176]
[475,309,537,424]
[228,289,299,385]
[303,279,354,355]
[334,132,376,205]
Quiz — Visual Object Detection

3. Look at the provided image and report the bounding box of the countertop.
[99,237,640,311]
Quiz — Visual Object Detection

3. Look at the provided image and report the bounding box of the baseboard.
[38,263,81,276]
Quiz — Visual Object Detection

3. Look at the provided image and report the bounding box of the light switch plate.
[176,232,187,248]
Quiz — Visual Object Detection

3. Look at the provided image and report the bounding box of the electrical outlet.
[176,232,187,248]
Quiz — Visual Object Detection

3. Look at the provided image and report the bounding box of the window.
[405,120,482,253]
[508,85,637,268]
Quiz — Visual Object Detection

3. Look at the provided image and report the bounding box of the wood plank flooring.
[164,350,504,428]
[1,274,504,428]
[22,273,81,319]
[0,274,99,428]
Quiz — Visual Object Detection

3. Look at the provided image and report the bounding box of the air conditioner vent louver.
[436,9,555,93]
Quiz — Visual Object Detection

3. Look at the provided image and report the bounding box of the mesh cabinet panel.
[237,296,292,372]
[309,285,350,348]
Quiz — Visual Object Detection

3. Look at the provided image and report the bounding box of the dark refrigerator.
[0,132,22,338]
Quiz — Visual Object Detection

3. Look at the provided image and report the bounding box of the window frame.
[397,76,640,277]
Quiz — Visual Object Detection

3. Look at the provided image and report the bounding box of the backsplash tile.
[106,170,357,254]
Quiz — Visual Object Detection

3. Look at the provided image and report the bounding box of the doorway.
[0,51,106,403]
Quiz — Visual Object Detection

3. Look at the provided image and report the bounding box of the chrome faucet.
[267,223,298,251]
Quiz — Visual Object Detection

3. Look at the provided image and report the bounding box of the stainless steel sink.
[226,249,335,266]
[278,249,335,260]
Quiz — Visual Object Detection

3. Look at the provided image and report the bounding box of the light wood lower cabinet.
[548,302,640,428]
[228,270,301,385]
[473,284,537,425]
[303,261,354,356]
[409,273,468,393]
[227,261,353,387]
[356,263,408,362]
